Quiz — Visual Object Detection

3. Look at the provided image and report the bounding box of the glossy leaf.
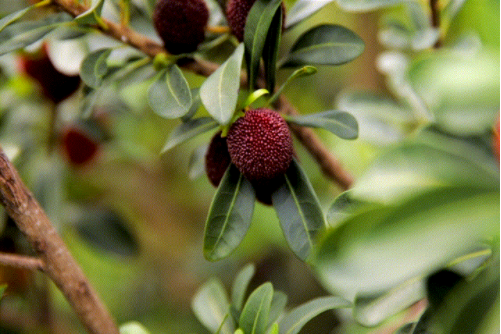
[181,88,201,122]
[148,65,192,119]
[314,187,499,299]
[119,322,151,334]
[285,110,358,139]
[231,263,256,311]
[262,5,283,92]
[267,291,288,327]
[272,159,326,262]
[75,0,106,25]
[281,24,364,68]
[192,278,234,334]
[188,144,208,180]
[0,6,34,34]
[161,117,218,153]
[244,0,283,89]
[0,13,71,56]
[200,43,244,125]
[80,48,112,88]
[278,296,352,334]
[286,0,333,28]
[239,282,274,334]
[204,164,256,261]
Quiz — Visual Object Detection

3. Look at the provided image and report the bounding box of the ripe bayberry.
[205,132,231,187]
[61,125,99,166]
[226,0,286,42]
[153,0,209,55]
[19,44,80,104]
[227,108,293,182]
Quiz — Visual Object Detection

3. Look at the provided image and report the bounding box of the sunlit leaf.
[200,43,244,125]
[148,65,192,119]
[239,282,274,334]
[278,296,352,334]
[335,0,406,11]
[286,0,334,28]
[272,159,326,261]
[75,0,106,25]
[192,278,234,334]
[285,110,358,139]
[204,164,256,261]
[281,24,364,68]
[231,263,256,311]
[244,0,283,89]
[161,117,218,153]
[119,322,151,334]
[80,48,112,88]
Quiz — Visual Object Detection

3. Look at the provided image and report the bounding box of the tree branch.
[52,0,354,189]
[0,147,119,334]
[430,0,442,48]
[0,252,45,271]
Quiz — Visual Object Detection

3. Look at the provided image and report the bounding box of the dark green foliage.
[205,131,231,187]
[153,0,209,54]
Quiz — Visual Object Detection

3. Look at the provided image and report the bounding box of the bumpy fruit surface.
[226,0,286,42]
[205,132,232,187]
[19,44,80,103]
[61,126,99,166]
[153,0,209,55]
[227,108,293,182]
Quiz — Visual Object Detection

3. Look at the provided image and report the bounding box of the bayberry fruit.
[205,132,232,187]
[226,0,286,42]
[227,108,293,182]
[153,0,209,55]
[61,125,99,166]
[19,44,80,104]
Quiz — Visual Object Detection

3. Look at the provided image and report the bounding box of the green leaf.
[313,187,499,299]
[200,43,244,125]
[267,66,317,106]
[75,0,106,25]
[278,296,352,334]
[231,263,256,311]
[80,48,112,88]
[244,0,283,89]
[272,159,326,262]
[161,117,218,153]
[353,278,425,327]
[119,322,151,334]
[335,0,407,11]
[192,278,234,334]
[188,144,208,180]
[262,5,283,92]
[285,110,358,140]
[281,24,364,68]
[239,282,274,334]
[204,164,256,261]
[0,284,7,299]
[148,65,192,119]
[285,0,334,28]
[0,6,34,34]
[0,13,71,56]
[266,323,279,334]
[326,191,378,228]
[181,88,201,122]
[267,291,288,328]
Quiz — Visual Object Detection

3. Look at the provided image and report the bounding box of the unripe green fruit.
[226,0,286,42]
[153,0,209,55]
[227,108,293,182]
[19,44,80,103]
[205,132,231,187]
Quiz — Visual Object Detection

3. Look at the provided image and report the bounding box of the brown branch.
[0,148,119,334]
[51,0,354,188]
[430,0,442,48]
[0,252,45,271]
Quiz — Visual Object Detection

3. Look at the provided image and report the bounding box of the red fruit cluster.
[19,44,80,104]
[205,108,293,205]
[153,0,209,55]
[226,0,286,42]
[61,126,99,166]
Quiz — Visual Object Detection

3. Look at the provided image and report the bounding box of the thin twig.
[0,147,119,334]
[51,0,354,189]
[0,252,45,271]
[430,0,442,48]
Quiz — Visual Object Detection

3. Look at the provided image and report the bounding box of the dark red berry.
[226,0,286,42]
[19,44,80,104]
[227,108,293,182]
[61,126,99,166]
[153,0,209,55]
[205,132,232,187]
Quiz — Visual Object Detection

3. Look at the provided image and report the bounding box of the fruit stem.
[206,25,231,34]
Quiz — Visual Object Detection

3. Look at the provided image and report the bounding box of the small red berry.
[61,126,99,166]
[153,0,209,54]
[205,132,232,187]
